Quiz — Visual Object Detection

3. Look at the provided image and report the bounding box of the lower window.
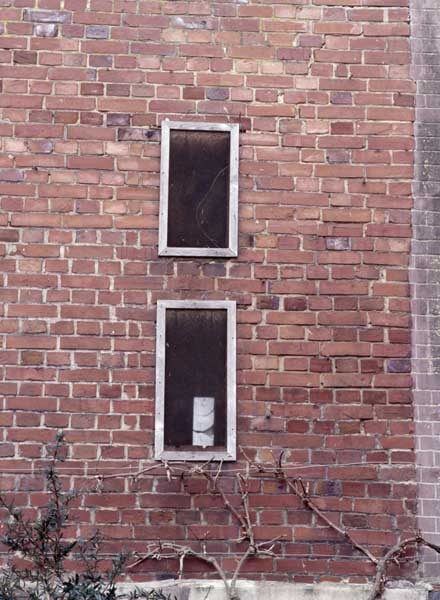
[155,300,236,461]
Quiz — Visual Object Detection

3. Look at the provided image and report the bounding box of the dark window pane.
[167,130,230,248]
[164,309,227,449]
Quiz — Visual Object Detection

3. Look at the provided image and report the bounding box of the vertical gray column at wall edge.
[411,0,440,577]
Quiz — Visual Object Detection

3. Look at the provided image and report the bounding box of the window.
[159,121,239,257]
[155,300,236,461]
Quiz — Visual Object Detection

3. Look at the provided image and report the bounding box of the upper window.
[159,121,239,258]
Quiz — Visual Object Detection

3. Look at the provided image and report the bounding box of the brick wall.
[411,0,440,578]
[0,0,417,583]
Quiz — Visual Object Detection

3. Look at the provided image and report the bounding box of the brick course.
[0,0,417,584]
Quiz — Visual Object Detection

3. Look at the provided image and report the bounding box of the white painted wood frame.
[158,120,239,258]
[155,300,237,461]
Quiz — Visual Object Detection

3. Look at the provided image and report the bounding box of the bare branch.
[128,542,232,600]
[95,462,191,482]
[367,536,440,600]
[200,468,249,541]
[230,546,253,600]
[253,455,378,565]
[130,460,281,600]
[285,477,378,565]
[120,453,440,600]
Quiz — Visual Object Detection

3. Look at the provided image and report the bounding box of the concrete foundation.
[119,580,431,600]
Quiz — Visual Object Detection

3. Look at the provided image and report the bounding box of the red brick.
[67,156,114,170]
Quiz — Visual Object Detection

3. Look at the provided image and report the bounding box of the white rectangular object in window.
[159,121,239,258]
[155,300,236,461]
[192,397,215,447]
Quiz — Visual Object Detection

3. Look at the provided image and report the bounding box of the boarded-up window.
[164,309,227,448]
[155,300,236,461]
[159,121,239,258]
[168,130,230,249]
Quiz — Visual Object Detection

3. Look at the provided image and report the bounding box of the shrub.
[0,433,173,600]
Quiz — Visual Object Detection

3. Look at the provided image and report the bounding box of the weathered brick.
[117,127,160,141]
[86,25,110,39]
[34,23,58,37]
[206,87,229,100]
[0,169,24,182]
[13,51,37,65]
[24,10,71,23]
[106,113,130,127]
[325,237,351,251]
[284,297,307,311]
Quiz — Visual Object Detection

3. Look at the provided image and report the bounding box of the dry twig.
[367,536,440,600]
[248,453,440,599]
[103,452,440,599]
[128,462,280,600]
[243,449,377,564]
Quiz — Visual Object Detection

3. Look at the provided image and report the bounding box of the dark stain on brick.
[107,113,130,127]
[257,296,280,310]
[285,297,307,311]
[0,230,19,242]
[0,169,24,183]
[206,87,229,101]
[14,51,37,65]
[387,359,411,373]
[81,83,104,96]
[86,25,109,39]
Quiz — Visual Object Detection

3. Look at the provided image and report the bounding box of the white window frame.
[155,299,236,461]
[158,120,239,258]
